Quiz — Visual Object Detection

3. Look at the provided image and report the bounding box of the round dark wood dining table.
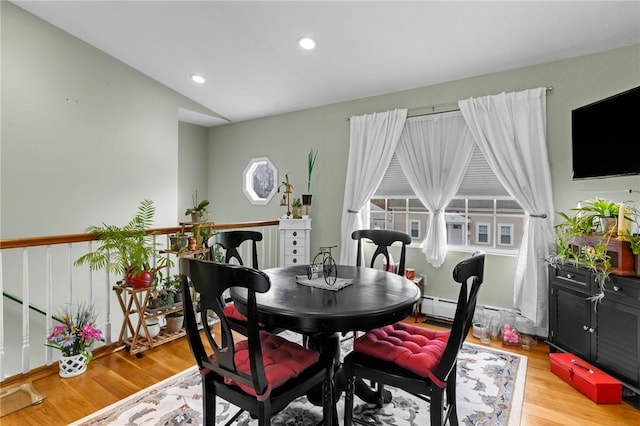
[230,264,421,416]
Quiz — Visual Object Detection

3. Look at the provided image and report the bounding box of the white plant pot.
[59,353,88,378]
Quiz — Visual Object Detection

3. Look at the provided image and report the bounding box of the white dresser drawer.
[279,218,312,267]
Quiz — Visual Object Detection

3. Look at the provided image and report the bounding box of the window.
[368,116,524,253]
[499,224,514,246]
[409,220,421,239]
[242,157,277,205]
[476,223,490,244]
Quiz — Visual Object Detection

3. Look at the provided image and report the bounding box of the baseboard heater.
[421,296,514,322]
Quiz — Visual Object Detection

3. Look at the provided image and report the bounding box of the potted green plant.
[169,231,189,252]
[164,309,184,333]
[572,198,624,235]
[302,149,318,215]
[74,199,172,288]
[277,173,293,194]
[163,273,183,304]
[184,191,210,223]
[277,174,293,217]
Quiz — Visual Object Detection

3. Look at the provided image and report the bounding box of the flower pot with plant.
[571,198,626,235]
[165,310,184,333]
[46,302,103,377]
[302,149,318,215]
[184,190,210,223]
[277,174,293,217]
[74,199,173,288]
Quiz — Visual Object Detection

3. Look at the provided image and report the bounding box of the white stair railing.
[0,220,280,381]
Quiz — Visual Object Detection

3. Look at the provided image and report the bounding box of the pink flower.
[81,324,102,342]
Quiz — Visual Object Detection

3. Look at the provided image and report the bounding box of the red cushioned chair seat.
[210,330,320,398]
[353,322,449,387]
[223,303,248,322]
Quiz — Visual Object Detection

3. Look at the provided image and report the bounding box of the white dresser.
[279,218,312,267]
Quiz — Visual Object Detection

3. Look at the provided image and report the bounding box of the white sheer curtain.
[396,112,475,267]
[459,87,555,330]
[339,109,408,266]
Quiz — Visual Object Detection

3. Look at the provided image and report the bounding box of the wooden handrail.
[0,220,279,250]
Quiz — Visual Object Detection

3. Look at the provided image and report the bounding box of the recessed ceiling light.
[297,36,317,50]
[190,74,206,84]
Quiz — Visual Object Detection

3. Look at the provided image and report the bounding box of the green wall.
[1,2,213,238]
[209,44,640,309]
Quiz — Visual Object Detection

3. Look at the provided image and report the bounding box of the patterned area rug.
[71,333,527,426]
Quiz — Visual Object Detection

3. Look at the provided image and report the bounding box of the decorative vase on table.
[59,353,88,378]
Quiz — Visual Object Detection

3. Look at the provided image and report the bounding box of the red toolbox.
[549,353,622,404]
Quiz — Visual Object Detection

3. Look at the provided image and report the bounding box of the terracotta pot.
[125,270,154,288]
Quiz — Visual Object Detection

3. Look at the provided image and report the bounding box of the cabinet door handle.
[589,328,595,333]
[613,285,621,292]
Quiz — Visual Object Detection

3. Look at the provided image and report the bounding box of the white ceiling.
[12,1,640,127]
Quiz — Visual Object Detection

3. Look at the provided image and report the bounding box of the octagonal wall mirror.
[243,157,277,205]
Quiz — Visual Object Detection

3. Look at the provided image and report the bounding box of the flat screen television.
[572,85,640,179]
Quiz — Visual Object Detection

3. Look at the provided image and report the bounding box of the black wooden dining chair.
[180,257,335,426]
[210,230,262,269]
[352,229,412,276]
[348,229,413,341]
[343,252,485,426]
[206,230,263,328]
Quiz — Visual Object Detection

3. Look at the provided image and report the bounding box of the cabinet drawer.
[283,229,304,239]
[284,255,304,265]
[283,246,305,257]
[550,265,591,290]
[602,276,640,307]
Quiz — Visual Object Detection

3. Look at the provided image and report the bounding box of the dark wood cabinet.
[548,264,640,400]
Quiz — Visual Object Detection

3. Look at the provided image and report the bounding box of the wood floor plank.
[2,318,640,425]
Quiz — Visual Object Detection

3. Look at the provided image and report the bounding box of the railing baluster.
[21,248,30,373]
[105,267,112,344]
[0,252,5,380]
[46,246,53,365]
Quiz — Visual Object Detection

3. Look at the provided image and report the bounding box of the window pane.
[468,199,494,210]
[408,198,427,210]
[476,223,490,244]
[496,199,524,214]
[447,199,466,211]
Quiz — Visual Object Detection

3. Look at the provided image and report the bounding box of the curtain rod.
[346,86,553,121]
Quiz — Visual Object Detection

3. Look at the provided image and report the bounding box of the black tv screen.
[572,86,640,179]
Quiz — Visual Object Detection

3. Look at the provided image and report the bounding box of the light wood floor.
[2,317,640,425]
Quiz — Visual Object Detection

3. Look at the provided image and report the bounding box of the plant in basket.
[46,302,103,377]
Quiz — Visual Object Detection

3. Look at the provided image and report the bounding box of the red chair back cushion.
[354,322,449,387]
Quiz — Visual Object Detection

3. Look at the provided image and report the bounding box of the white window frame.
[476,223,491,245]
[499,223,514,246]
[409,219,421,239]
[368,114,523,256]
